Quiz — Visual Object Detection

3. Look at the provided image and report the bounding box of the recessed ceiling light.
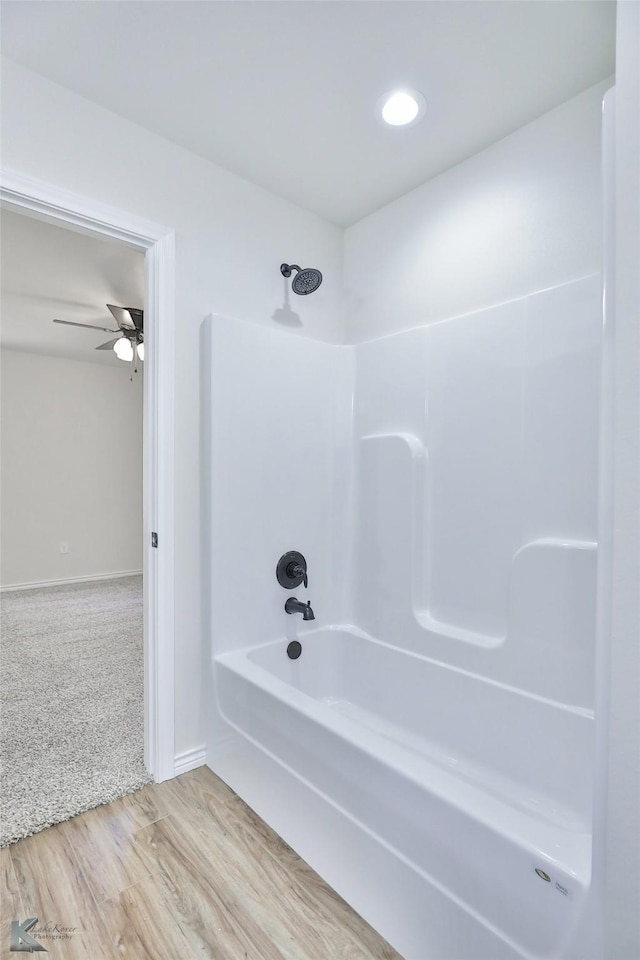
[379,89,426,127]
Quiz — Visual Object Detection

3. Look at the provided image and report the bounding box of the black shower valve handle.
[290,564,308,589]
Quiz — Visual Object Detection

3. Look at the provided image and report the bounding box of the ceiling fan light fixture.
[52,303,143,375]
[114,337,134,362]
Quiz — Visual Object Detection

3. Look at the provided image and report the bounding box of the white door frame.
[1,168,176,782]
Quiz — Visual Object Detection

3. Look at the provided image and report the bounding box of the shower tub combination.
[202,145,609,957]
[216,626,592,959]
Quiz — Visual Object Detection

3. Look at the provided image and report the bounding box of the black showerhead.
[292,268,323,295]
[280,263,323,296]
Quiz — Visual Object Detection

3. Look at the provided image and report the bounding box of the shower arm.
[280,264,301,278]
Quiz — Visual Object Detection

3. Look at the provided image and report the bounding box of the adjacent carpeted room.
[1,212,147,848]
[0,576,149,847]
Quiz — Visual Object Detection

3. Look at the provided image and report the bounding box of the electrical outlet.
[59,541,69,554]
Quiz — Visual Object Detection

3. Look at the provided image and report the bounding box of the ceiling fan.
[53,304,144,368]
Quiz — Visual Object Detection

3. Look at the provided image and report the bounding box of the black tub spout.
[284,597,315,621]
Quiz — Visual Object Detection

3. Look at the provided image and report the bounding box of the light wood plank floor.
[2,766,403,960]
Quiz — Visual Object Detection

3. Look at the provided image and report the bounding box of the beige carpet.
[0,575,150,846]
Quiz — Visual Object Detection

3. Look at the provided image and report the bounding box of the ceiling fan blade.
[53,318,119,333]
[107,303,136,330]
[129,308,143,331]
[95,338,122,351]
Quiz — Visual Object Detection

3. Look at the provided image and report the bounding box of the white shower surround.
[202,86,610,960]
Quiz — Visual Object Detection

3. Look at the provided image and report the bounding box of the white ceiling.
[0,1,615,226]
[1,210,144,365]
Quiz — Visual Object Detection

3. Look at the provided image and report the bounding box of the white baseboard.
[0,570,143,593]
[174,745,207,777]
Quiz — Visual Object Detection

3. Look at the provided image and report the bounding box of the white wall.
[0,56,344,754]
[201,316,353,757]
[353,275,601,714]
[1,349,142,587]
[605,3,640,957]
[344,80,609,343]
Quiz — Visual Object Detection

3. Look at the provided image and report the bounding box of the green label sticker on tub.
[535,868,551,882]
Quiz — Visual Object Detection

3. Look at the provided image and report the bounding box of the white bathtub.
[215,625,593,960]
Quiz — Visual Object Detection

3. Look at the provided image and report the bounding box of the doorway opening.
[0,171,176,845]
